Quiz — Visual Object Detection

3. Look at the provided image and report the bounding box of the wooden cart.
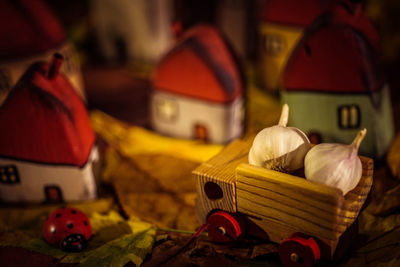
[193,138,373,266]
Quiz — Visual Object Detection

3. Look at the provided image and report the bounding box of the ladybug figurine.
[42,207,92,252]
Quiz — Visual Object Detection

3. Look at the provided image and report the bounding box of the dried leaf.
[144,239,239,267]
[0,198,114,233]
[1,210,155,267]
[117,192,198,231]
[103,146,200,230]
[0,230,38,247]
[340,211,400,266]
[250,243,279,259]
[130,154,199,194]
[365,166,400,216]
[65,228,155,267]
[387,131,400,179]
[90,110,223,163]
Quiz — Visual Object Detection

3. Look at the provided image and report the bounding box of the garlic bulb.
[248,104,311,173]
[304,129,367,195]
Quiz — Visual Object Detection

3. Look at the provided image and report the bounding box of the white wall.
[0,147,98,202]
[151,90,244,144]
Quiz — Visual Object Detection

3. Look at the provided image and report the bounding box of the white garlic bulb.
[248,104,311,173]
[304,129,367,195]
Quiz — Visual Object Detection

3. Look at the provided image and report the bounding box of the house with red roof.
[0,55,98,203]
[281,2,394,158]
[259,0,335,91]
[0,0,85,106]
[151,24,244,143]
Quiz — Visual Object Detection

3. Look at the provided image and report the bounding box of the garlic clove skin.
[248,104,311,173]
[304,129,367,195]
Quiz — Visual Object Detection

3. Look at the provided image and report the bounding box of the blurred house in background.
[0,0,85,106]
[90,0,174,64]
[258,0,334,92]
[0,56,98,203]
[151,24,245,143]
[281,2,394,159]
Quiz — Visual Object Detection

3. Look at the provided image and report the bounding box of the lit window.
[263,34,285,56]
[0,165,20,184]
[156,98,178,122]
[338,105,360,129]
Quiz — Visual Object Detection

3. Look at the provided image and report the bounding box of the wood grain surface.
[193,138,253,222]
[193,137,373,258]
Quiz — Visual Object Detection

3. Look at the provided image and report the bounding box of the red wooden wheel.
[279,233,321,267]
[207,211,243,242]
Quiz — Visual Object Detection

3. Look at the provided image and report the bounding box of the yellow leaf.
[90,110,223,162]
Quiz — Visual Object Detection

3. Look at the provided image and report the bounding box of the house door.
[44,185,64,203]
[194,123,208,141]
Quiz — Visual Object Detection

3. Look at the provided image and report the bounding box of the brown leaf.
[387,131,400,180]
[130,153,199,194]
[365,165,400,216]
[102,149,163,193]
[144,239,239,267]
[250,242,280,259]
[117,192,198,230]
[104,147,200,230]
[142,240,183,267]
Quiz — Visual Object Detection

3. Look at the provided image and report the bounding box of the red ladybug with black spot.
[42,207,92,252]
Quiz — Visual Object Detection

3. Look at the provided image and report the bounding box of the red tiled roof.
[0,0,65,61]
[0,58,95,167]
[283,3,384,93]
[153,24,243,103]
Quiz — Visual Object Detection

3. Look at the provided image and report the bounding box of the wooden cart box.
[193,138,373,263]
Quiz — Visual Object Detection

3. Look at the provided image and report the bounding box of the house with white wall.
[151,24,245,144]
[281,2,394,159]
[0,56,98,203]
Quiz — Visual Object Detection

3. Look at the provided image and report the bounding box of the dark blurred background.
[40,0,400,128]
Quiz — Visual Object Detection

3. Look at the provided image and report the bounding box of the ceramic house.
[151,24,245,144]
[0,0,85,106]
[259,0,335,91]
[281,2,394,159]
[0,55,98,203]
[90,0,173,64]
